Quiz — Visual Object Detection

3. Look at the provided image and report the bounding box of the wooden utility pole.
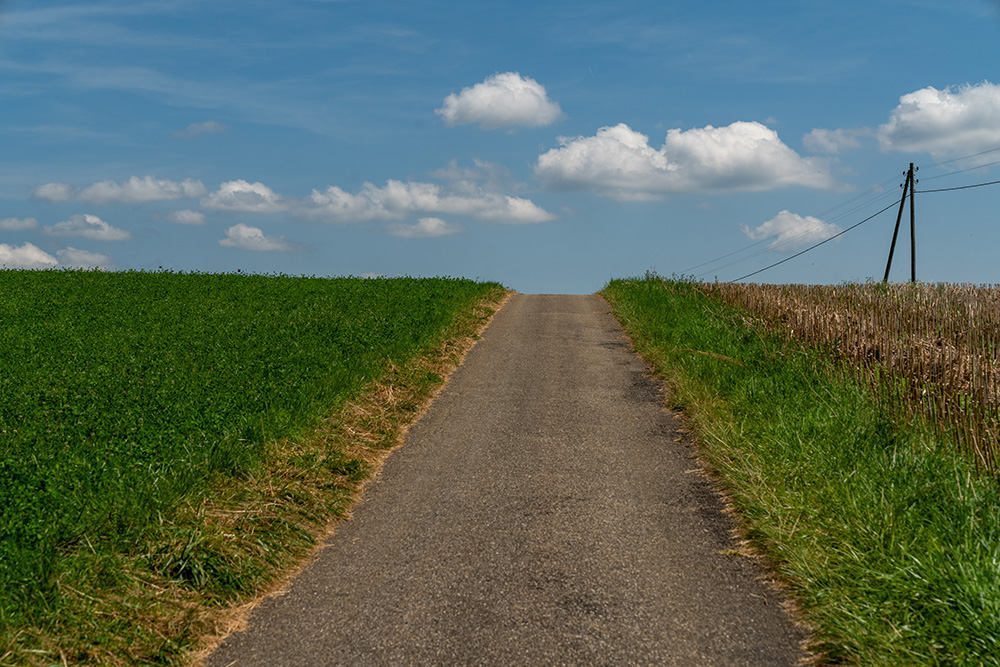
[883,163,917,283]
[884,165,911,282]
[909,162,917,283]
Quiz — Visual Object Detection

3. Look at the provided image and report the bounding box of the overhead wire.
[728,148,1000,282]
[707,193,897,279]
[921,143,1000,169]
[696,189,900,280]
[918,157,1000,181]
[729,200,900,283]
[682,172,902,278]
[681,142,1000,284]
[917,178,1000,194]
[694,189,900,279]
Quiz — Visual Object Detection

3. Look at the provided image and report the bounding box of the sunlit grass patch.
[603,275,1000,666]
[0,269,506,665]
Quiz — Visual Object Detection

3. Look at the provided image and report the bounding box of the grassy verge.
[602,275,1000,666]
[0,270,507,666]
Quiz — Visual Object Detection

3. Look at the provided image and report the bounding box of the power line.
[693,188,901,280]
[729,200,900,283]
[916,178,1000,194]
[683,147,999,283]
[922,143,1000,169]
[919,157,1000,181]
[682,173,902,277]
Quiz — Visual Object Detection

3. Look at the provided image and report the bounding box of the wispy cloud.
[33,176,207,204]
[0,217,38,231]
[0,59,341,137]
[173,121,228,138]
[303,179,555,224]
[32,182,75,201]
[803,128,870,154]
[43,214,131,241]
[218,223,296,252]
[387,217,463,238]
[167,209,207,225]
[81,176,207,204]
[56,247,115,269]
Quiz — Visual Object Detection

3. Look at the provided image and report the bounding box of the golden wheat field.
[704,282,1000,471]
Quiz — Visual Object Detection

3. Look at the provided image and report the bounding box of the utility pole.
[909,162,917,283]
[883,163,917,283]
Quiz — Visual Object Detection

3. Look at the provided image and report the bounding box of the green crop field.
[603,275,1000,666]
[0,269,504,665]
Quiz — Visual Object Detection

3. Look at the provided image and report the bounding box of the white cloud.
[56,247,114,269]
[173,120,228,138]
[803,128,867,154]
[0,217,38,231]
[43,214,131,240]
[436,72,563,129]
[78,176,208,204]
[535,121,835,201]
[32,176,207,204]
[877,82,1000,160]
[741,210,842,250]
[387,217,463,238]
[32,182,75,201]
[168,209,207,225]
[430,158,519,194]
[203,180,286,212]
[0,242,58,269]
[303,179,555,224]
[475,196,555,223]
[218,223,294,251]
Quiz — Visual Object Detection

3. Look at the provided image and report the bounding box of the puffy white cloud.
[387,217,463,238]
[0,217,38,231]
[535,121,835,200]
[78,176,207,204]
[0,242,58,269]
[303,179,555,224]
[436,72,563,129]
[741,210,842,250]
[878,82,1000,160]
[203,180,286,212]
[32,182,75,201]
[56,247,114,269]
[168,209,207,225]
[803,128,867,154]
[173,120,228,138]
[218,223,294,251]
[43,214,131,240]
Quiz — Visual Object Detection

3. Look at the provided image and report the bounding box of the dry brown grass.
[704,282,1000,470]
[185,287,512,664]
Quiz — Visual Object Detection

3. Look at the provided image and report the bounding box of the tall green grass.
[0,270,501,656]
[603,275,1000,666]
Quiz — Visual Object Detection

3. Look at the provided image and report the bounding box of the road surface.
[206,294,808,666]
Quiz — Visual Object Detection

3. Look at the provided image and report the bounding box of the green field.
[603,275,1000,666]
[0,270,504,664]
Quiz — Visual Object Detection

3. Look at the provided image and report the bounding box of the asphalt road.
[205,294,808,666]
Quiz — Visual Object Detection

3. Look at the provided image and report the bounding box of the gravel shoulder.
[205,294,809,666]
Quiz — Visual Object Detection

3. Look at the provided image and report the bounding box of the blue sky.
[2,0,999,293]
